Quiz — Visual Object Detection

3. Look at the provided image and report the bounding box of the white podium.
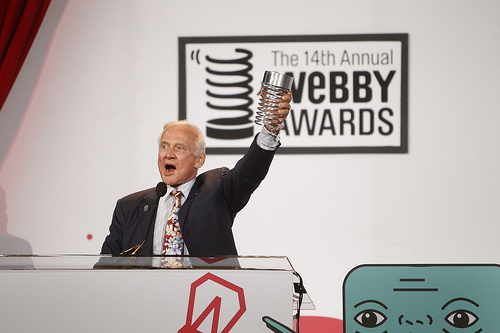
[0,255,306,332]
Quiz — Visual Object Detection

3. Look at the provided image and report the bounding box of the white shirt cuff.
[256,126,280,151]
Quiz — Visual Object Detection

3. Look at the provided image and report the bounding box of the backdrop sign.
[179,34,408,154]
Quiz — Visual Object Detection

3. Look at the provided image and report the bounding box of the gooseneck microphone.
[120,182,168,256]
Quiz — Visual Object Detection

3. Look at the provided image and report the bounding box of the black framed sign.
[179,34,408,154]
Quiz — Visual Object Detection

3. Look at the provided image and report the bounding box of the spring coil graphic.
[255,71,294,132]
[205,48,254,140]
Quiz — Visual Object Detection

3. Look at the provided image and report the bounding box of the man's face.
[157,125,205,187]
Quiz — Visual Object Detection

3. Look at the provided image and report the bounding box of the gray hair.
[158,120,206,156]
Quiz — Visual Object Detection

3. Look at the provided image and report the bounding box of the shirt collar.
[167,177,196,198]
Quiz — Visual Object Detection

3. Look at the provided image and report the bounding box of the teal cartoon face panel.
[343,265,500,332]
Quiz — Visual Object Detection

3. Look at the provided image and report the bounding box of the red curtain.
[0,0,51,112]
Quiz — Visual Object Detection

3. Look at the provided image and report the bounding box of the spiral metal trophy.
[255,71,294,131]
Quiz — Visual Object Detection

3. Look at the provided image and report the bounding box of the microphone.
[155,181,168,197]
[120,182,167,256]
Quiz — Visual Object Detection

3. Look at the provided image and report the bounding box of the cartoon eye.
[354,309,387,327]
[445,310,478,328]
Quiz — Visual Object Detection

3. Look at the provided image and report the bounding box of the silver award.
[255,71,294,131]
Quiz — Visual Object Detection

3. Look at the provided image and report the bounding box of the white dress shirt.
[153,178,196,255]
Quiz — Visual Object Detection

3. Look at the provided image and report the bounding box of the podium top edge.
[0,254,294,271]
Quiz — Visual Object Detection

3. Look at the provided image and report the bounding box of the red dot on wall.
[87,234,93,240]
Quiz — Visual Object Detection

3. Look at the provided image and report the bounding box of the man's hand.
[264,91,292,135]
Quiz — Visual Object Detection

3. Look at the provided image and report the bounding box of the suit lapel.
[139,190,157,254]
[178,177,201,231]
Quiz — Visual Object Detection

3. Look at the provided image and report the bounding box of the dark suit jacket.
[101,136,277,256]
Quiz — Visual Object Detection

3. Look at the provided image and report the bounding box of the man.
[101,92,291,256]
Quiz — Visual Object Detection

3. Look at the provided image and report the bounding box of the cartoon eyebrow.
[354,299,388,310]
[393,277,438,292]
[441,297,480,310]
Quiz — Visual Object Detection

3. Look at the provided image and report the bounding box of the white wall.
[1,0,499,319]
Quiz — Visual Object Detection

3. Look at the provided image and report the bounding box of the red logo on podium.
[179,272,246,333]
